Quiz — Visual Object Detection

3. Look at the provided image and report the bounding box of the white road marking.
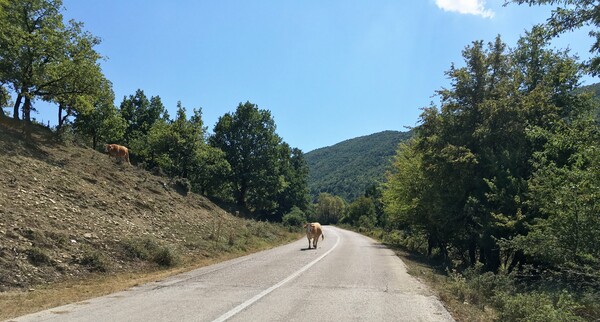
[211,230,341,322]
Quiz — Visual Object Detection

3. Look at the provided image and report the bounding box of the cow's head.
[305,223,314,233]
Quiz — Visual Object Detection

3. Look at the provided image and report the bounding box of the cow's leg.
[307,237,311,249]
[314,237,318,248]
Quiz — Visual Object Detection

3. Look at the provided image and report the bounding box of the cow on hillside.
[304,222,324,249]
[104,144,130,165]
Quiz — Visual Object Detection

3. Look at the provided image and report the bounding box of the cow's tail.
[321,232,324,240]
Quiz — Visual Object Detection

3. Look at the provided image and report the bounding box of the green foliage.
[80,248,110,272]
[344,196,376,228]
[380,24,599,321]
[73,83,125,149]
[510,99,600,279]
[190,145,232,198]
[282,207,306,227]
[210,101,309,220]
[152,246,180,267]
[173,177,191,195]
[27,247,52,266]
[120,90,168,146]
[210,102,280,212]
[383,141,427,230]
[0,0,107,123]
[0,86,10,110]
[305,130,411,202]
[274,145,310,216]
[121,237,180,267]
[122,237,160,261]
[384,31,591,270]
[494,291,585,322]
[315,192,346,224]
[509,0,600,75]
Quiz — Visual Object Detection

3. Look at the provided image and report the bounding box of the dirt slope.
[0,121,292,291]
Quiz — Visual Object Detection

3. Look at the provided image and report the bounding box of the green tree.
[49,20,105,131]
[383,141,445,256]
[344,196,376,228]
[210,101,284,218]
[513,93,600,279]
[0,0,105,123]
[315,192,346,224]
[190,144,232,198]
[508,0,600,74]
[387,31,583,270]
[274,144,310,217]
[73,80,126,149]
[282,206,307,227]
[0,85,10,117]
[119,90,167,145]
[365,184,386,227]
[138,102,201,176]
[169,103,204,178]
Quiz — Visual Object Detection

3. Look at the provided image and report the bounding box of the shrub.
[153,246,180,267]
[122,237,180,267]
[357,215,375,231]
[80,250,110,272]
[494,291,585,322]
[282,207,306,227]
[27,247,52,266]
[173,177,191,195]
[446,263,516,308]
[122,237,160,260]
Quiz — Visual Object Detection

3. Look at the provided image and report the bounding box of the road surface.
[11,226,454,322]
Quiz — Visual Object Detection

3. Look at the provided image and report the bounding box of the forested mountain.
[305,130,411,202]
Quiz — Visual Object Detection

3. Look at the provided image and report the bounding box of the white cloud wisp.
[435,0,495,19]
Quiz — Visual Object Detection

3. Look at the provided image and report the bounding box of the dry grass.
[357,230,497,322]
[0,234,301,320]
[0,121,305,320]
[390,248,498,322]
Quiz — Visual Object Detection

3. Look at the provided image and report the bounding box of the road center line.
[211,229,341,322]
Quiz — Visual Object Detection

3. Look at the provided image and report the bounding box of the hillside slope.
[305,130,411,201]
[0,121,294,292]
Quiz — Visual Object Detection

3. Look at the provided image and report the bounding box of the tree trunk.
[92,129,97,150]
[508,250,525,273]
[57,103,64,131]
[13,94,22,120]
[427,235,434,257]
[469,238,477,266]
[237,181,247,207]
[23,96,32,123]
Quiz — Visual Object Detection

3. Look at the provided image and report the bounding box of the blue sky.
[13,0,598,152]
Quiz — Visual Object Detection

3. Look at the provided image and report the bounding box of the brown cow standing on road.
[304,222,324,249]
[104,144,130,165]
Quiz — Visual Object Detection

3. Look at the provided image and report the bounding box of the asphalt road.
[11,226,454,322]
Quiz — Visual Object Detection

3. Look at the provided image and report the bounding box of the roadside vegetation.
[307,2,600,321]
[0,0,310,223]
[2,0,600,321]
[0,0,309,316]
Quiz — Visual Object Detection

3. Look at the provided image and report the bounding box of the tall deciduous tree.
[315,192,346,224]
[0,0,105,123]
[210,101,307,219]
[508,0,600,74]
[119,89,167,146]
[274,144,310,217]
[385,30,585,271]
[513,91,600,281]
[73,79,125,149]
